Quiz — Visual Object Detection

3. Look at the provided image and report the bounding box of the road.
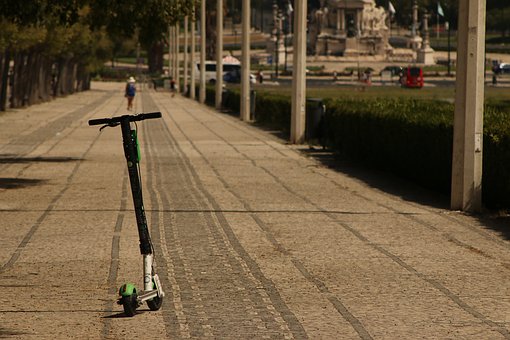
[0,82,509,339]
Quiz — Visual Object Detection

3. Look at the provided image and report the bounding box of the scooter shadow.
[102,308,151,319]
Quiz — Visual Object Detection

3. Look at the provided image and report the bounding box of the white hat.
[128,76,136,83]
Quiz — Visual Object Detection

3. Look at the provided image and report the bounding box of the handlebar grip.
[135,112,162,121]
[88,118,112,126]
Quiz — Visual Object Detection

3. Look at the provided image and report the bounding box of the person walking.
[125,76,136,110]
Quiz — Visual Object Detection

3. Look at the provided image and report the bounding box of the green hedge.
[323,98,454,193]
[215,88,318,137]
[323,97,510,209]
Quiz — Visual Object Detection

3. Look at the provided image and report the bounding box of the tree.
[0,0,105,109]
[88,0,196,73]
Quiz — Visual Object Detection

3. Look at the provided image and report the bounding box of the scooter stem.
[120,117,152,255]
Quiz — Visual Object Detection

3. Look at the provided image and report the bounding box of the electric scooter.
[89,112,165,317]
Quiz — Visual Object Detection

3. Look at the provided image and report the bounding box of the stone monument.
[307,0,392,58]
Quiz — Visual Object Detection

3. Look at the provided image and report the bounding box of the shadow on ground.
[0,327,30,338]
[300,146,450,210]
[0,178,45,189]
[0,155,80,163]
[300,146,510,241]
[476,214,510,241]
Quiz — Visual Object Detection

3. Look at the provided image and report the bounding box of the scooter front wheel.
[147,295,163,311]
[121,293,138,317]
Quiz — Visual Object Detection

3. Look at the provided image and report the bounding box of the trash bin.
[221,88,229,108]
[306,98,326,141]
[250,90,256,120]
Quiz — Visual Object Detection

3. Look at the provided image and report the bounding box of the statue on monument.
[288,0,393,57]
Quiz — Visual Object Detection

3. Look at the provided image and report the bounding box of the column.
[451,0,486,212]
[184,16,189,95]
[215,0,224,109]
[190,4,196,100]
[240,0,251,121]
[290,0,307,144]
[199,0,206,103]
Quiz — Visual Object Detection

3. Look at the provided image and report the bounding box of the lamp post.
[446,21,451,76]
[284,1,293,73]
[272,3,279,79]
[283,17,288,72]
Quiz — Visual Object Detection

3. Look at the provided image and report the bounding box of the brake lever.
[99,122,121,131]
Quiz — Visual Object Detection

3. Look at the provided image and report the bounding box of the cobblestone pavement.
[0,82,509,339]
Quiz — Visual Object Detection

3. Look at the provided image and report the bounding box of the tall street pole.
[290,0,307,144]
[168,25,172,77]
[446,21,451,76]
[240,0,251,121]
[184,16,189,96]
[190,4,196,100]
[199,0,206,103]
[175,23,180,91]
[215,0,224,109]
[451,0,486,212]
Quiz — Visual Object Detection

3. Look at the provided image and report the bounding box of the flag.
[437,2,444,17]
[388,1,396,15]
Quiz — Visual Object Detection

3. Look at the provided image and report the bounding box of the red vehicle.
[400,66,424,88]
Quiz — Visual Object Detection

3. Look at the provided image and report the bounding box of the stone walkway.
[0,82,509,339]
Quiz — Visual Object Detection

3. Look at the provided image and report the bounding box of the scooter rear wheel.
[121,293,138,317]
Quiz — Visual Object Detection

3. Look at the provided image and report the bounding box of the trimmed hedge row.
[202,87,510,208]
[323,98,510,209]
[323,98,454,194]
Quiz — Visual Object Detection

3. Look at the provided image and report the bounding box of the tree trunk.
[0,50,10,111]
[206,10,217,60]
[38,56,53,102]
[11,52,27,108]
[76,63,90,91]
[148,42,164,73]
[55,57,73,96]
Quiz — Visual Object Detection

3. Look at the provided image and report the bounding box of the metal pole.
[241,0,251,121]
[184,16,189,96]
[190,3,196,100]
[173,25,178,81]
[175,23,180,91]
[168,25,173,76]
[215,0,224,109]
[290,0,307,144]
[199,0,206,103]
[451,0,486,212]
[446,21,451,76]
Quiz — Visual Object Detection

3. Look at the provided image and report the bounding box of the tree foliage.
[0,0,196,110]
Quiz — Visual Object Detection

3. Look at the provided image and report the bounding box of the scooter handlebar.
[132,112,162,121]
[88,112,162,126]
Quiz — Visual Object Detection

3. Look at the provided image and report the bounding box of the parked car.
[380,65,403,77]
[400,66,424,88]
[195,61,245,84]
[493,63,510,75]
[223,69,257,84]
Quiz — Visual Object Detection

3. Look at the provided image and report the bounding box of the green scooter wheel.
[119,283,138,317]
[121,292,138,317]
